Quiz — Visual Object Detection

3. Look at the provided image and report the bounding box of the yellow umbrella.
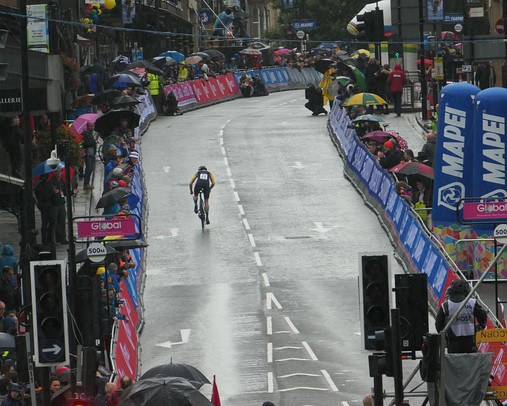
[351,49,371,59]
[343,92,388,107]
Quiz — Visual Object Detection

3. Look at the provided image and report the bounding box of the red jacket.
[387,64,407,93]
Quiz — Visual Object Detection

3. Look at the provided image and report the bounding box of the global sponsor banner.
[432,82,480,227]
[163,82,197,106]
[463,201,507,222]
[471,88,507,228]
[76,217,136,238]
[114,283,138,379]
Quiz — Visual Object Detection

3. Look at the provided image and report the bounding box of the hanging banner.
[26,4,49,53]
[432,82,480,226]
[427,0,444,21]
[122,0,136,24]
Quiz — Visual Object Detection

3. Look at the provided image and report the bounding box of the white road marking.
[221,146,226,155]
[242,218,250,230]
[266,292,282,310]
[321,370,339,391]
[219,137,224,145]
[262,272,270,287]
[156,329,191,348]
[267,316,272,335]
[276,358,311,362]
[291,161,305,169]
[219,129,224,135]
[284,317,300,333]
[238,204,245,215]
[224,157,229,166]
[163,166,170,172]
[279,373,320,378]
[278,387,329,392]
[233,191,240,201]
[267,372,274,393]
[311,222,339,234]
[302,341,318,360]
[153,228,178,239]
[267,342,273,363]
[274,346,301,350]
[255,252,263,267]
[229,179,235,188]
[226,167,232,177]
[248,233,256,247]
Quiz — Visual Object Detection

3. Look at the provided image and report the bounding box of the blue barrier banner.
[432,83,480,227]
[471,87,507,202]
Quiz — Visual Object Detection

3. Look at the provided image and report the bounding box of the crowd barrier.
[327,103,507,392]
[108,68,320,380]
[162,67,322,111]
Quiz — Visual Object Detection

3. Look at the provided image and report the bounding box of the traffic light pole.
[390,309,404,405]
[419,0,428,120]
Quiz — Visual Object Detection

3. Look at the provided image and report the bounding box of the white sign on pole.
[87,242,108,263]
[296,30,305,39]
[26,4,49,53]
[494,224,507,244]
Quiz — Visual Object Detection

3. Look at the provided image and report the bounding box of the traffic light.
[395,273,428,352]
[30,260,70,367]
[360,254,390,350]
[420,333,439,382]
[389,42,403,59]
[356,10,384,42]
[369,327,394,377]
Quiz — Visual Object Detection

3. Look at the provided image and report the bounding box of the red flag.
[211,375,221,406]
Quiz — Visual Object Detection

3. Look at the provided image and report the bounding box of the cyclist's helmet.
[198,165,207,171]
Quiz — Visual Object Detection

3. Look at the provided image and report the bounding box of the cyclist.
[189,165,215,224]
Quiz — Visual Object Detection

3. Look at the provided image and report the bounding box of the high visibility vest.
[444,298,476,337]
[147,73,159,96]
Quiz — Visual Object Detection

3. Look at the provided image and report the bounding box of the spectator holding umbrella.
[82,122,97,190]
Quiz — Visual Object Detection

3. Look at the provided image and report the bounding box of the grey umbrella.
[0,332,15,348]
[112,95,141,109]
[141,362,211,389]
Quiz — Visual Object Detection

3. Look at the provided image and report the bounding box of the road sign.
[296,30,305,39]
[41,340,64,362]
[454,23,463,33]
[86,242,107,263]
[76,217,136,238]
[494,225,507,244]
[496,18,504,34]
[461,64,472,73]
[434,57,444,81]
[476,328,507,343]
[292,20,317,30]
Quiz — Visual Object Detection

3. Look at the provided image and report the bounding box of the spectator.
[375,64,391,114]
[435,279,487,353]
[387,64,407,117]
[0,268,18,312]
[212,8,233,38]
[304,84,327,116]
[365,57,380,95]
[0,247,17,275]
[34,174,55,245]
[418,132,436,167]
[1,383,23,406]
[82,122,97,191]
[2,116,23,178]
[49,377,60,397]
[378,140,403,169]
[163,92,181,116]
[48,170,68,244]
[252,75,268,97]
[3,312,17,336]
[403,149,417,162]
[239,73,252,98]
[395,181,412,203]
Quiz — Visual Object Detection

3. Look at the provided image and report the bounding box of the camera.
[46,150,60,169]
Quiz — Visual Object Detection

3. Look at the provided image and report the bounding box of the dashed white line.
[248,233,256,247]
[284,317,300,334]
[233,191,240,201]
[262,273,270,287]
[255,252,263,267]
[321,370,339,392]
[302,341,318,360]
[266,292,282,310]
[229,179,235,188]
[238,205,245,215]
[226,167,232,177]
[224,157,228,166]
[242,218,250,230]
[220,146,226,155]
[267,316,272,335]
[267,342,273,363]
[219,129,224,135]
[267,372,274,393]
[219,137,224,145]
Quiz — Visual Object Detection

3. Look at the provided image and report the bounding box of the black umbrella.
[126,61,164,75]
[109,73,144,89]
[151,56,177,68]
[118,377,214,406]
[104,239,148,249]
[190,51,210,60]
[0,332,16,348]
[75,245,118,263]
[203,49,225,59]
[141,362,211,389]
[94,109,140,136]
[96,187,132,209]
[91,89,122,105]
[112,95,141,109]
[313,58,336,74]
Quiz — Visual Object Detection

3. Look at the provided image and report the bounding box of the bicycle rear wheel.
[199,194,205,229]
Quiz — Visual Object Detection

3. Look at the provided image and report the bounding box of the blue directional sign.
[292,20,318,30]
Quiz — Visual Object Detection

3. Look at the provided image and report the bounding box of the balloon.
[90,9,97,16]
[83,17,90,23]
[104,0,116,10]
[97,8,102,15]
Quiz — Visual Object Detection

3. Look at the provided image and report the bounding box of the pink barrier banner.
[114,280,139,379]
[219,74,239,96]
[76,217,136,238]
[463,202,507,221]
[192,79,211,104]
[163,82,197,106]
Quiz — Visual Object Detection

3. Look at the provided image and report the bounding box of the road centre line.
[226,167,232,177]
[267,372,273,393]
[284,316,300,333]
[302,341,318,360]
[321,370,339,391]
[248,233,256,247]
[238,204,245,215]
[233,191,240,201]
[267,342,273,363]
[242,218,250,230]
[219,129,224,136]
[262,273,270,287]
[229,179,235,188]
[219,137,224,145]
[267,316,272,335]
[220,146,226,155]
[224,157,228,166]
[255,252,263,267]
[266,292,282,310]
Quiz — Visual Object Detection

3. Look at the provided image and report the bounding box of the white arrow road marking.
[42,344,62,355]
[153,228,178,240]
[311,222,339,234]
[291,161,306,169]
[156,329,190,348]
[321,370,339,391]
[266,292,282,310]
